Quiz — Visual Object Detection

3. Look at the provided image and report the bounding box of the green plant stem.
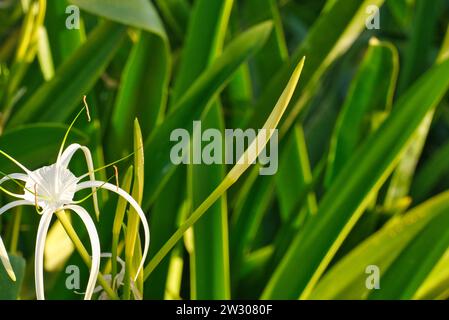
[144,179,232,280]
[55,210,119,300]
[9,207,22,254]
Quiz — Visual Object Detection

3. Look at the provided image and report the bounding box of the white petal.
[34,209,54,300]
[76,181,150,281]
[64,205,101,300]
[0,200,34,281]
[0,173,28,185]
[0,236,16,281]
[0,200,33,216]
[0,173,29,199]
[58,144,100,219]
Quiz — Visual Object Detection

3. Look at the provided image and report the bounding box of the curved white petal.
[64,205,101,300]
[0,236,16,281]
[0,173,28,185]
[35,209,54,300]
[58,144,99,219]
[76,181,150,281]
[0,173,29,199]
[0,200,34,281]
[0,200,33,216]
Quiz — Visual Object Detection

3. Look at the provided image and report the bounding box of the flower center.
[24,164,78,211]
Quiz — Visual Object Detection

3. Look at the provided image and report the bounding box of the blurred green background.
[1,0,449,300]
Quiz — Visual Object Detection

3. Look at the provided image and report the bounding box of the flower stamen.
[83,95,91,122]
[113,165,119,191]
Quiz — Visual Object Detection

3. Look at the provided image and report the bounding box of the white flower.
[0,104,150,300]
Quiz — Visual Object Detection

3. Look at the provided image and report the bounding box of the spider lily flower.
[0,103,150,300]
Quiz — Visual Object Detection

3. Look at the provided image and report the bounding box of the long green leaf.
[8,21,126,126]
[0,124,88,172]
[326,39,399,186]
[309,190,449,299]
[262,57,449,299]
[144,57,306,280]
[69,0,166,39]
[176,0,233,300]
[109,31,170,156]
[142,21,273,209]
[0,255,25,300]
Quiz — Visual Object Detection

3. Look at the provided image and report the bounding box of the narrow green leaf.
[0,255,25,300]
[326,39,399,186]
[142,21,274,209]
[385,25,449,210]
[0,124,88,172]
[110,32,170,155]
[8,21,126,126]
[248,0,385,136]
[69,0,166,39]
[309,191,449,299]
[262,58,449,299]
[45,0,86,67]
[144,57,306,280]
[276,125,316,221]
[176,0,234,300]
[369,208,449,299]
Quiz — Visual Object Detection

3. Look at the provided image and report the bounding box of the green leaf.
[411,140,449,203]
[109,32,170,155]
[154,0,190,42]
[176,0,234,300]
[69,0,166,39]
[385,25,449,211]
[171,0,232,105]
[0,124,88,172]
[369,207,449,299]
[276,125,316,221]
[144,57,306,281]
[8,21,126,126]
[142,21,274,209]
[248,0,386,135]
[397,0,443,94]
[309,190,449,299]
[239,0,288,91]
[326,39,399,187]
[262,57,449,299]
[46,0,86,67]
[0,254,25,300]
